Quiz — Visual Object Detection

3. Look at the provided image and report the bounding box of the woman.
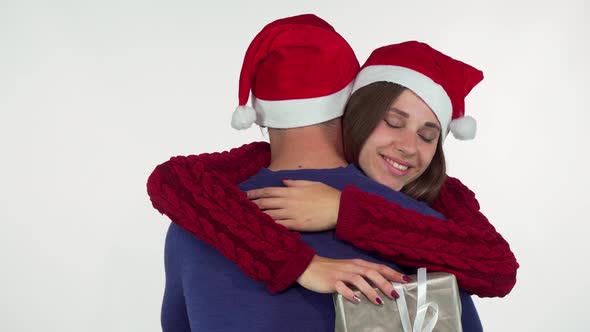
[246,43,518,299]
[149,41,518,330]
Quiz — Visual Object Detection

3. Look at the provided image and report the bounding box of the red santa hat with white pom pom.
[231,14,360,130]
[352,41,483,141]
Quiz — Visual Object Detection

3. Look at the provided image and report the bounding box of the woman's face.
[358,89,441,191]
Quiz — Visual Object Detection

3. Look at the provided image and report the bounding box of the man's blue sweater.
[161,165,482,331]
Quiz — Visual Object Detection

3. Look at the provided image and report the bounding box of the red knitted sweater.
[147,142,518,298]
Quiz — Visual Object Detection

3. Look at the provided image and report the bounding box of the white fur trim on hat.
[251,82,353,129]
[231,105,257,130]
[449,115,476,140]
[352,65,453,138]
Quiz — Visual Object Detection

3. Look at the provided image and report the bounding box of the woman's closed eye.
[418,129,438,143]
[384,117,404,128]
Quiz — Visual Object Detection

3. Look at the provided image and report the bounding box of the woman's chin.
[381,178,404,192]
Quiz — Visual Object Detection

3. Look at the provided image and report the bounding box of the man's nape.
[267,118,347,171]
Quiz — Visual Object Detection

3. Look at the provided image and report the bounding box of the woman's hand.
[246,180,341,232]
[297,255,409,304]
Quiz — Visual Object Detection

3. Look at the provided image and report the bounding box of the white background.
[1,0,588,331]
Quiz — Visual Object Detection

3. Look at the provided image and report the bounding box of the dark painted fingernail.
[403,276,412,282]
[375,297,383,305]
[390,290,399,299]
[353,295,361,303]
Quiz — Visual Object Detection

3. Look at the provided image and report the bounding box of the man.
[149,14,483,331]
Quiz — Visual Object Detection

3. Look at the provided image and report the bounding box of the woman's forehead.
[389,90,440,127]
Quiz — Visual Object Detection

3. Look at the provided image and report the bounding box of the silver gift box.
[333,270,462,332]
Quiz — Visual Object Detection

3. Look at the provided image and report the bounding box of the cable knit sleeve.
[148,142,518,298]
[147,142,315,293]
[335,178,519,298]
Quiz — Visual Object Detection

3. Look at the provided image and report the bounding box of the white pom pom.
[231,105,256,130]
[449,115,477,140]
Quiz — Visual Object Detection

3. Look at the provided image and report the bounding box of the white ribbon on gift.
[392,268,440,332]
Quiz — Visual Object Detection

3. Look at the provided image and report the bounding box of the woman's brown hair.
[342,81,446,205]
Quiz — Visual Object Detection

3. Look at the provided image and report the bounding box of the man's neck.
[267,123,347,171]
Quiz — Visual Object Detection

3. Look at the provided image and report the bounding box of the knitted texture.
[147,141,518,297]
[147,142,315,293]
[337,181,519,298]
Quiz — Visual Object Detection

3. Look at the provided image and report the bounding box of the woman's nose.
[395,130,418,156]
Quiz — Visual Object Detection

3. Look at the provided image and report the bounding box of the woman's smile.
[381,154,412,176]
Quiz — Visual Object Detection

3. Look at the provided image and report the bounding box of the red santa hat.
[352,41,484,141]
[231,14,360,130]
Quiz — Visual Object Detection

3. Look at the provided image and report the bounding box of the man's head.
[231,14,360,130]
